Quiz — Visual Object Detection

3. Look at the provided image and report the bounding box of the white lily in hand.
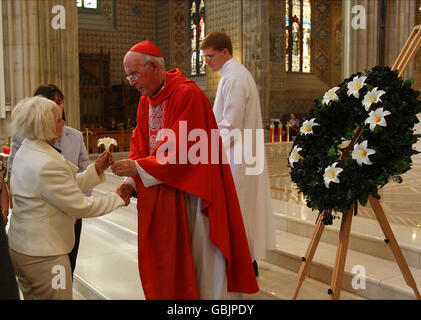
[323,162,343,188]
[289,145,303,168]
[322,87,340,106]
[300,118,319,135]
[347,75,367,98]
[364,107,391,131]
[362,87,386,111]
[98,137,118,152]
[352,140,376,166]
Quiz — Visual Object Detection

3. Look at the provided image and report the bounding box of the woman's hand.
[116,183,132,206]
[95,151,114,176]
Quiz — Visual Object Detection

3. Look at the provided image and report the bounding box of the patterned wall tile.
[170,0,188,74]
[79,0,156,85]
[316,27,329,41]
[316,0,329,14]
[316,54,328,67]
[156,0,170,69]
[330,0,343,86]
[313,0,331,85]
[205,0,242,99]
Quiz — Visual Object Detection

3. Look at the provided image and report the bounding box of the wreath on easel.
[289,66,421,225]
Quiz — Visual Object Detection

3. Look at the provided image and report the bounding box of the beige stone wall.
[78,0,156,86]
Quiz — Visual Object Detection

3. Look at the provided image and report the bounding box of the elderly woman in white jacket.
[7,96,130,300]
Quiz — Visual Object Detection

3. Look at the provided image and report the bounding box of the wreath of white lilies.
[288,66,421,224]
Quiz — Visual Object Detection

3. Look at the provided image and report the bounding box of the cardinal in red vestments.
[111,40,258,299]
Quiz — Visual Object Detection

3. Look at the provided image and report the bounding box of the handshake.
[94,151,136,207]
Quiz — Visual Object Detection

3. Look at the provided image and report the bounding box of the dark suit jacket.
[0,218,19,300]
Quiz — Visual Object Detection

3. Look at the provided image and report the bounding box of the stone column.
[384,0,416,79]
[345,0,380,77]
[0,0,80,144]
[344,0,416,78]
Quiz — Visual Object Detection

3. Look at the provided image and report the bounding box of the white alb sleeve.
[124,161,162,188]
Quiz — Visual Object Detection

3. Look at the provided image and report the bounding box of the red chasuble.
[129,68,259,299]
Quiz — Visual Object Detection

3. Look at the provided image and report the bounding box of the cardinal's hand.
[111,160,138,177]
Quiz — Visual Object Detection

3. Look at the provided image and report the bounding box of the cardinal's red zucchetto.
[130,40,163,57]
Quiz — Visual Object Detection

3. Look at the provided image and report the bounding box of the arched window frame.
[188,0,206,76]
[285,0,312,73]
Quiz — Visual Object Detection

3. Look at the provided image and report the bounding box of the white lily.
[322,87,340,105]
[300,118,319,135]
[364,107,392,131]
[98,137,118,152]
[323,162,343,189]
[362,87,386,111]
[352,140,376,166]
[347,75,367,98]
[289,145,303,168]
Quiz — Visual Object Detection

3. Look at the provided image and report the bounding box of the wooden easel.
[292,25,421,300]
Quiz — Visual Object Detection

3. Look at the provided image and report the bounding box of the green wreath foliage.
[289,66,421,225]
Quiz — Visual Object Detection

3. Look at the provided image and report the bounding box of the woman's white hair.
[10,96,62,141]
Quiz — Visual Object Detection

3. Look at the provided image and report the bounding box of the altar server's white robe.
[213,57,275,260]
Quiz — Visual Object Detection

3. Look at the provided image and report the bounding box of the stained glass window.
[189,0,205,75]
[285,0,311,73]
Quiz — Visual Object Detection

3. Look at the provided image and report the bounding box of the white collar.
[219,57,237,76]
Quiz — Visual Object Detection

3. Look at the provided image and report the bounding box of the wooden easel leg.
[329,206,354,300]
[292,213,326,299]
[369,196,421,299]
[392,26,421,77]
